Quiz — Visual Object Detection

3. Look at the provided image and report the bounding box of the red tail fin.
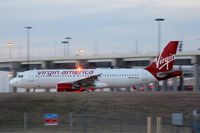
[145,41,179,80]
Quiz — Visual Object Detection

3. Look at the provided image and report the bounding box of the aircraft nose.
[10,78,17,86]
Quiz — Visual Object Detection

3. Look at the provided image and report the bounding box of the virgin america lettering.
[37,70,94,76]
[154,54,176,70]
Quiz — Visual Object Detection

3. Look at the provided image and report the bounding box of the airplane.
[10,41,182,92]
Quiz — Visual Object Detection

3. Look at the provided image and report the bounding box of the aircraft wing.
[56,73,106,92]
[73,73,102,88]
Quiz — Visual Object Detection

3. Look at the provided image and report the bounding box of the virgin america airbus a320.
[10,41,182,92]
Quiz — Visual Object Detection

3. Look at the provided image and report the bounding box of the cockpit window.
[18,75,23,78]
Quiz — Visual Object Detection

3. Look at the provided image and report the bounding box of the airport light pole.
[7,43,15,59]
[178,41,184,91]
[61,41,69,57]
[8,74,12,92]
[155,18,164,91]
[24,26,32,70]
[155,18,164,54]
[65,37,72,56]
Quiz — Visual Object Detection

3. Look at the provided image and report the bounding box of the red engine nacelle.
[57,83,73,92]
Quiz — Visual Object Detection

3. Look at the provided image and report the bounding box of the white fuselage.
[10,69,157,89]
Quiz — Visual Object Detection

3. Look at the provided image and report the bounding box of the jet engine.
[92,82,108,89]
[57,83,73,92]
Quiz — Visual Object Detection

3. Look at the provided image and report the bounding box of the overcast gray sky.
[0,0,200,57]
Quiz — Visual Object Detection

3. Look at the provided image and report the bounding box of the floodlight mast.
[155,18,165,54]
[24,26,32,70]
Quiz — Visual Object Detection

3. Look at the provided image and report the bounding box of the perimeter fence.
[0,111,200,133]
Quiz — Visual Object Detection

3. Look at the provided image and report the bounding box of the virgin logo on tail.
[145,41,179,80]
[154,53,176,70]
